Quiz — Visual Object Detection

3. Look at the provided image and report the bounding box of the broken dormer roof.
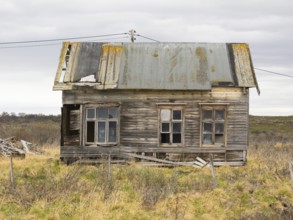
[53,42,259,93]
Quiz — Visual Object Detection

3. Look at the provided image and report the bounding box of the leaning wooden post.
[288,160,293,189]
[108,153,111,181]
[210,154,217,188]
[10,153,15,190]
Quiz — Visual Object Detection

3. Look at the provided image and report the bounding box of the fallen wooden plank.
[213,161,245,166]
[73,159,129,165]
[196,157,207,165]
[194,161,205,167]
[140,162,177,167]
[121,152,200,168]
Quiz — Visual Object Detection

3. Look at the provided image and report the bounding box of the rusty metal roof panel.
[117,43,235,90]
[53,42,258,91]
[228,43,260,94]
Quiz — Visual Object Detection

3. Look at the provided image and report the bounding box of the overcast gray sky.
[0,0,292,115]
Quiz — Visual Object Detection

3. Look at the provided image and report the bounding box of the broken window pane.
[215,123,224,133]
[86,121,95,142]
[203,110,212,120]
[108,121,117,142]
[109,108,118,119]
[203,123,212,133]
[173,134,181,143]
[215,134,224,144]
[162,123,170,132]
[161,109,171,121]
[215,110,225,120]
[173,110,181,120]
[173,123,181,133]
[97,122,106,143]
[203,134,212,144]
[87,108,95,119]
[97,108,107,119]
[161,133,170,143]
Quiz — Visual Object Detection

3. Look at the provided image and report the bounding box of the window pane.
[203,123,212,133]
[173,134,181,143]
[108,121,117,142]
[173,123,181,133]
[215,110,225,120]
[87,108,95,119]
[173,110,181,120]
[109,108,118,119]
[215,123,224,133]
[203,134,212,144]
[97,108,107,119]
[97,122,106,143]
[162,123,170,132]
[215,134,224,144]
[161,109,171,121]
[203,110,212,120]
[86,121,95,142]
[161,133,170,143]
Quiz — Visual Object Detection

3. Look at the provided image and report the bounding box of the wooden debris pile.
[0,137,42,157]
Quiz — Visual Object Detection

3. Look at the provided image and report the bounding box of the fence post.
[288,160,293,189]
[210,154,217,188]
[10,153,15,190]
[108,153,111,181]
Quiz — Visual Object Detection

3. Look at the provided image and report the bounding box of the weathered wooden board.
[61,87,249,163]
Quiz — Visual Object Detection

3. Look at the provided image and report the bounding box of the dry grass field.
[0,114,293,219]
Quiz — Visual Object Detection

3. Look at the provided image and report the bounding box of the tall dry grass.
[1,140,293,219]
[1,114,293,219]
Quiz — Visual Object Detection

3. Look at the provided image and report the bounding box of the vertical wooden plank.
[10,153,15,190]
[210,154,217,188]
[108,153,111,181]
[79,105,83,146]
[289,160,293,189]
[54,42,70,84]
[64,43,79,82]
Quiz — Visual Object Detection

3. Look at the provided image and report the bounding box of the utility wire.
[0,33,128,45]
[135,34,160,42]
[254,67,293,78]
[0,42,61,49]
[3,32,291,80]
[0,36,130,49]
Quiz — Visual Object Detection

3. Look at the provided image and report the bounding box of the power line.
[0,33,128,45]
[0,42,61,49]
[254,67,293,78]
[0,36,130,49]
[135,34,160,42]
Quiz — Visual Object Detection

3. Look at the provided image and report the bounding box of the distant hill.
[0,113,60,145]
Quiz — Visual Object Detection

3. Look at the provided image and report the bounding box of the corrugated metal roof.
[53,42,258,92]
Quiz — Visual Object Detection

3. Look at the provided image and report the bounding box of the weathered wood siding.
[61,104,81,146]
[62,87,249,153]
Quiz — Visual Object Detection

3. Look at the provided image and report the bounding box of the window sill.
[97,143,118,147]
[159,144,184,147]
[85,143,118,147]
[202,144,226,148]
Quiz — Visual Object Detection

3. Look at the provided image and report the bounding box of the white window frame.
[158,106,184,147]
[84,105,120,146]
[200,105,227,147]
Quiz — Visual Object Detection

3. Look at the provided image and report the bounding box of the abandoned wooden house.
[53,42,259,165]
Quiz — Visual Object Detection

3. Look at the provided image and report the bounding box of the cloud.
[0,0,292,115]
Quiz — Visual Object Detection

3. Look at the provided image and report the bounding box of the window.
[86,107,119,144]
[201,107,226,146]
[159,108,183,145]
